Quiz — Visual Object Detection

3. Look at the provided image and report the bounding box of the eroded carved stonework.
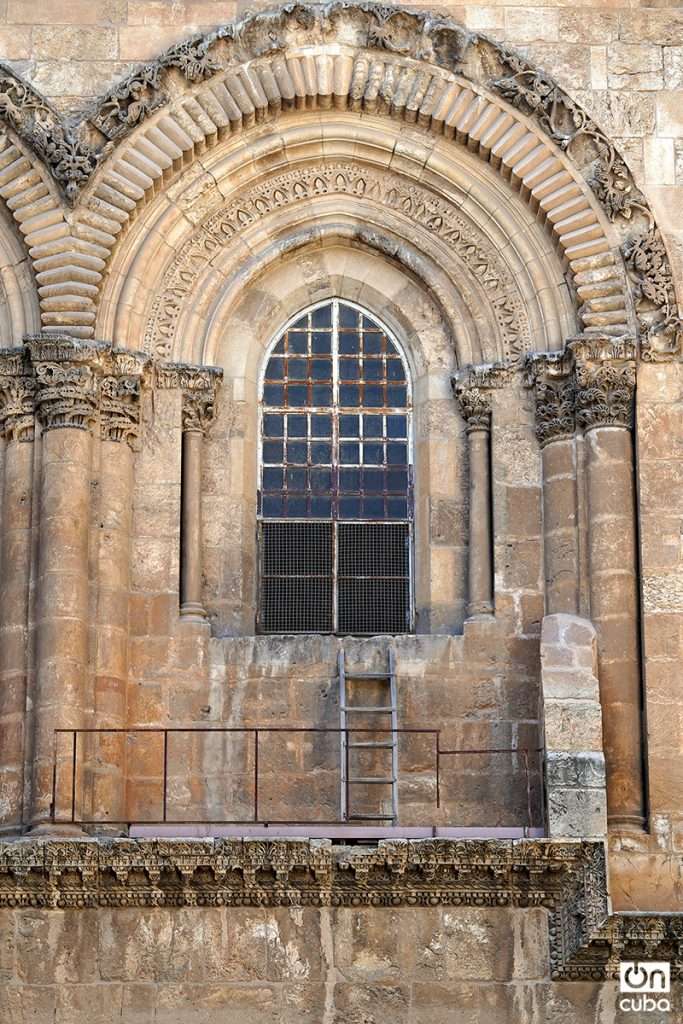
[524,351,576,448]
[182,390,218,435]
[0,838,679,981]
[623,228,683,362]
[570,337,637,432]
[144,163,530,361]
[0,349,35,443]
[452,361,513,430]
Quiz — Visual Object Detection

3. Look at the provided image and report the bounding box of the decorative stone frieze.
[0,349,35,443]
[570,337,637,433]
[0,837,679,980]
[524,351,576,449]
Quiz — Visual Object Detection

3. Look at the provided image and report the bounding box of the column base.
[180,602,208,623]
[26,822,89,837]
[466,604,494,619]
[608,813,647,832]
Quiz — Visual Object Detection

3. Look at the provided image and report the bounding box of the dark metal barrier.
[51,727,542,831]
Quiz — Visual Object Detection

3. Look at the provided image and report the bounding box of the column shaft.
[180,428,205,618]
[467,426,493,617]
[541,438,580,614]
[585,425,645,828]
[0,438,34,830]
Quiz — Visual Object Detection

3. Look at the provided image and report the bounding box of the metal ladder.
[339,648,399,824]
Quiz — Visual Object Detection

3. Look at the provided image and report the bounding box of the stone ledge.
[0,837,680,980]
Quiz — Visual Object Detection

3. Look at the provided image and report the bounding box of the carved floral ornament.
[0,338,222,445]
[0,5,678,360]
[0,837,680,980]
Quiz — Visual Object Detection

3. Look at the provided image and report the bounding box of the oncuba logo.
[619,961,671,1013]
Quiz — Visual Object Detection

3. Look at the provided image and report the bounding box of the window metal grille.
[258,299,413,634]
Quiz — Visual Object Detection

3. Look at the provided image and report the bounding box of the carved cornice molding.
[451,362,514,432]
[569,335,637,433]
[0,838,679,981]
[524,350,576,449]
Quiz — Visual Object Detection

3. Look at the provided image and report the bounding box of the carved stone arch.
[95,118,578,367]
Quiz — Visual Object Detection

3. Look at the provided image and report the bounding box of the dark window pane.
[291,313,309,332]
[287,441,307,464]
[387,359,405,381]
[339,333,359,354]
[263,383,285,405]
[339,304,358,328]
[363,443,383,465]
[286,467,307,490]
[339,358,359,380]
[310,467,332,493]
[310,442,332,464]
[263,441,283,463]
[339,496,361,518]
[273,338,285,355]
[263,467,283,490]
[363,385,383,407]
[339,468,360,491]
[387,469,408,491]
[287,415,307,438]
[312,332,331,354]
[362,496,385,519]
[265,356,285,380]
[363,359,383,380]
[311,359,332,380]
[387,415,407,438]
[339,384,360,406]
[387,385,407,406]
[387,497,408,519]
[363,415,383,438]
[264,414,284,437]
[311,414,332,437]
[363,334,382,355]
[286,496,308,517]
[310,496,332,518]
[340,442,360,464]
[311,305,332,328]
[362,468,384,493]
[262,495,284,517]
[287,385,307,406]
[339,414,359,438]
[287,331,307,354]
[387,443,407,465]
[288,358,307,380]
[312,385,332,406]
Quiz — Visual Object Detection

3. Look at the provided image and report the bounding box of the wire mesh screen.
[259,522,334,633]
[338,523,410,634]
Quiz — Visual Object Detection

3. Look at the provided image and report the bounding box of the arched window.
[258,299,413,634]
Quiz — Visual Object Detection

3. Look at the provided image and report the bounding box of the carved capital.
[0,349,35,442]
[26,336,106,433]
[155,361,223,435]
[569,336,636,432]
[524,350,576,448]
[182,389,217,435]
[99,350,149,448]
[452,362,513,432]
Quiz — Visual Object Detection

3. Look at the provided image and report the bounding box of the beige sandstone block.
[7,0,126,23]
[590,47,608,91]
[119,25,205,60]
[657,92,683,138]
[32,25,118,60]
[558,10,617,44]
[127,0,188,26]
[0,27,31,59]
[644,137,676,185]
[544,699,604,752]
[619,10,683,47]
[504,8,559,43]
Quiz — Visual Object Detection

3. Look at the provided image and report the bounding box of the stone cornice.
[0,837,680,981]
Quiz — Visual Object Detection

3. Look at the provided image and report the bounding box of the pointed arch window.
[258,299,413,634]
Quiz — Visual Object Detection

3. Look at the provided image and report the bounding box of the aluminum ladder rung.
[348,741,395,749]
[341,705,396,713]
[348,776,396,784]
[339,648,399,825]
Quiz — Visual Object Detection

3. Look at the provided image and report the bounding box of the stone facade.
[0,3,681,1021]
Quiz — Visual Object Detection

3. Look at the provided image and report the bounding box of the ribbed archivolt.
[22,47,627,339]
